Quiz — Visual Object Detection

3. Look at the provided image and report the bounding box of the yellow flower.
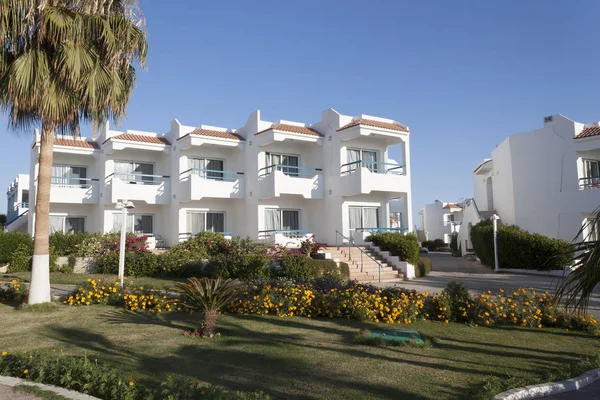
[129,381,134,386]
[23,369,28,374]
[1,352,6,356]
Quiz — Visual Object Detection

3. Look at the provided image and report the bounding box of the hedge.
[421,239,447,252]
[416,257,432,278]
[0,231,33,264]
[276,255,349,282]
[366,233,420,265]
[470,220,574,270]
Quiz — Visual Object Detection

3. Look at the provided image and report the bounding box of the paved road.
[378,253,600,319]
[545,380,600,399]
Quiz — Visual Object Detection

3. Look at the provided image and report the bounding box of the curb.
[496,268,571,277]
[0,376,101,400]
[493,368,600,400]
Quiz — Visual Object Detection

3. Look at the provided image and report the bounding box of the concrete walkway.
[544,380,600,399]
[378,253,600,319]
[0,384,41,400]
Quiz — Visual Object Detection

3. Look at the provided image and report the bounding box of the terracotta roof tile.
[110,133,170,145]
[575,126,600,139]
[337,118,409,133]
[54,137,99,149]
[443,203,462,209]
[189,128,245,141]
[256,123,322,137]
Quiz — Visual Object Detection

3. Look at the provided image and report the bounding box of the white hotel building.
[6,108,413,247]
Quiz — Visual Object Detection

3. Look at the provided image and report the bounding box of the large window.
[583,159,600,189]
[189,158,224,180]
[264,209,299,231]
[349,206,379,231]
[114,161,154,184]
[49,216,85,234]
[113,214,153,235]
[52,165,88,187]
[346,148,377,173]
[186,212,225,233]
[22,190,29,207]
[265,153,299,176]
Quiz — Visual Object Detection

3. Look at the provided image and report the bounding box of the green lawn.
[0,303,598,399]
[0,272,184,288]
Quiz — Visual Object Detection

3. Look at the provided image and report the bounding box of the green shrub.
[416,257,432,278]
[0,351,271,400]
[450,234,458,255]
[95,251,160,277]
[367,233,420,265]
[49,232,91,256]
[339,262,350,279]
[0,232,33,264]
[421,239,447,252]
[7,244,32,273]
[207,237,271,279]
[470,220,574,270]
[276,256,346,282]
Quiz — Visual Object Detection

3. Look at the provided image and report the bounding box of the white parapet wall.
[368,244,416,279]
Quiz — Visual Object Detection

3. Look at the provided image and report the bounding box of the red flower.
[195,331,200,337]
[183,331,188,336]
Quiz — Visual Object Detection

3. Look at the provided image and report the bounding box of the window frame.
[265,152,300,177]
[112,213,154,235]
[264,208,300,231]
[188,157,226,180]
[113,160,156,185]
[186,211,226,234]
[49,215,86,234]
[346,147,379,173]
[348,206,380,231]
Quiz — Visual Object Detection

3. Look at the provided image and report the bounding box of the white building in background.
[418,200,463,243]
[16,108,413,247]
[5,174,30,232]
[469,114,600,245]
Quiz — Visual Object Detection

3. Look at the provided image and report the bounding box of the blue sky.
[2,0,600,226]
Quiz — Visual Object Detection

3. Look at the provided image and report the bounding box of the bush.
[276,256,347,282]
[0,351,271,400]
[450,234,459,255]
[0,232,33,264]
[416,257,432,278]
[207,237,271,279]
[422,239,447,252]
[6,244,32,273]
[470,220,574,270]
[367,233,420,265]
[49,232,91,256]
[95,251,159,277]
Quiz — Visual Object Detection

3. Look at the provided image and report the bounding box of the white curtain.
[349,207,362,230]
[187,213,205,233]
[346,149,360,173]
[362,150,377,172]
[265,209,280,231]
[363,208,379,229]
[207,212,225,232]
[49,216,64,233]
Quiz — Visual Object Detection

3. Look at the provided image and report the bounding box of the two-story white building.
[18,108,413,247]
[418,200,463,244]
[469,114,600,245]
[5,174,30,232]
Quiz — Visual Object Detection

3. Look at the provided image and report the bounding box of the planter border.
[0,375,100,400]
[493,368,600,400]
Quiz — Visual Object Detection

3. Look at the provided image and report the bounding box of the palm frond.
[175,278,241,313]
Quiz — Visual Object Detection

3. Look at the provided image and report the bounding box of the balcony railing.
[341,160,404,175]
[356,227,409,233]
[180,168,244,182]
[258,229,311,240]
[179,232,231,241]
[108,172,169,185]
[51,176,98,188]
[580,176,600,190]
[20,202,29,208]
[258,165,322,178]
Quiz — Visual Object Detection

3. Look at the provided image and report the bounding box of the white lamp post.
[492,214,500,273]
[116,199,135,287]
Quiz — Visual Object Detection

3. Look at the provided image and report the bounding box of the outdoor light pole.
[492,214,500,273]
[117,199,135,287]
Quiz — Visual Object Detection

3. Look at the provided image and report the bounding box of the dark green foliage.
[207,237,271,279]
[0,351,271,400]
[49,232,92,256]
[0,231,33,264]
[450,234,460,256]
[339,262,350,279]
[470,220,574,270]
[276,256,347,282]
[6,243,31,273]
[367,233,420,265]
[416,257,432,278]
[421,239,448,252]
[443,281,471,322]
[95,251,159,277]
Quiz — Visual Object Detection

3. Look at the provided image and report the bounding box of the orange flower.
[23,369,28,374]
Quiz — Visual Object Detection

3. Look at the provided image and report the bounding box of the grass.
[0,304,598,399]
[0,272,185,289]
[13,385,70,400]
[17,302,60,313]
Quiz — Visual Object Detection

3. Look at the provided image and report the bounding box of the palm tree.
[0,0,147,303]
[556,208,600,313]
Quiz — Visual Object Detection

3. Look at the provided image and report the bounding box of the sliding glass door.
[114,161,154,184]
[49,216,85,234]
[265,153,299,176]
[346,149,378,173]
[264,208,299,231]
[348,206,379,232]
[189,158,225,180]
[186,212,225,233]
[52,165,88,187]
[113,214,154,235]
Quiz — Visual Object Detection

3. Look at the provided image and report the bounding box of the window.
[265,153,299,176]
[22,190,29,207]
[189,158,224,180]
[186,212,225,233]
[583,159,600,189]
[114,161,154,184]
[349,206,379,231]
[52,165,88,187]
[346,149,378,173]
[49,216,85,234]
[390,212,402,228]
[264,209,299,231]
[113,214,153,235]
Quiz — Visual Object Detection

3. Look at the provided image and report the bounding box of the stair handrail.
[335,230,383,282]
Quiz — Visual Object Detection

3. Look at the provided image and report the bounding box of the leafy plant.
[0,232,33,264]
[7,244,32,273]
[367,233,420,265]
[175,278,241,336]
[416,257,432,278]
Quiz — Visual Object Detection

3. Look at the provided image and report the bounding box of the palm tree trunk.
[202,310,218,336]
[28,125,55,304]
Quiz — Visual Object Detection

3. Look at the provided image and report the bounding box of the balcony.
[339,160,409,196]
[106,173,170,205]
[50,177,99,204]
[179,168,244,200]
[258,165,323,199]
[580,176,600,190]
[258,229,313,247]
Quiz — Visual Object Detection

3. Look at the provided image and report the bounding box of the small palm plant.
[175,277,241,336]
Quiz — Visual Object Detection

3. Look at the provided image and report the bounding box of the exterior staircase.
[325,246,404,283]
